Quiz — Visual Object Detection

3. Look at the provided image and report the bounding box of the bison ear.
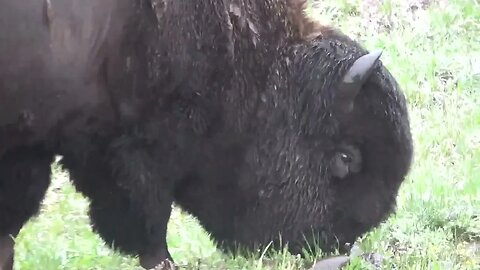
[335,50,383,113]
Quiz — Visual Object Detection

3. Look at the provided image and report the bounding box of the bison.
[0,0,413,269]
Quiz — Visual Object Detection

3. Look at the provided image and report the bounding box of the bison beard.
[0,0,413,269]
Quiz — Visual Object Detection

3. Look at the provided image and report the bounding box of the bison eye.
[340,152,352,163]
[330,144,362,179]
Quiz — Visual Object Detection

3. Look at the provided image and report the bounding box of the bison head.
[217,32,414,256]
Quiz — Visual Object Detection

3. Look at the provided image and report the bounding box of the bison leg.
[0,235,14,270]
[136,200,173,270]
[61,147,152,255]
[61,138,174,269]
[0,145,53,270]
[106,135,179,270]
[88,192,174,270]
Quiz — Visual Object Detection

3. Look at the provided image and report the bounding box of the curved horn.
[335,49,383,113]
[343,49,383,83]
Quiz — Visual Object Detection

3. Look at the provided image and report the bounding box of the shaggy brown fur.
[0,0,413,269]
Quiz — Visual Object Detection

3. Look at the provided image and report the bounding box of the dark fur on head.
[172,28,413,256]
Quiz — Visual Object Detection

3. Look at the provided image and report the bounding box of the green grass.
[14,0,480,269]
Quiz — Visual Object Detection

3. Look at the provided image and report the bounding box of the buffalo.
[0,0,413,269]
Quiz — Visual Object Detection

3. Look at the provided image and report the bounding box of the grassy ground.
[14,0,479,269]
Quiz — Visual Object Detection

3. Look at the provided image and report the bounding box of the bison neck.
[171,128,256,246]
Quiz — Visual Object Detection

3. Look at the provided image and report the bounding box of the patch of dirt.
[374,0,450,32]
[466,242,480,257]
[312,0,449,33]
